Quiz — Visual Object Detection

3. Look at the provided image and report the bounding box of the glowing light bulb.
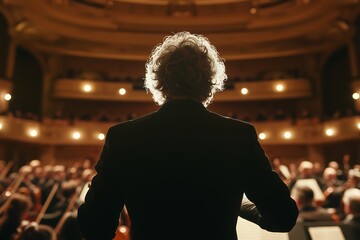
[241,88,248,95]
[325,128,335,136]
[4,93,11,101]
[275,84,284,92]
[82,84,92,92]
[119,226,127,233]
[72,132,81,140]
[259,132,266,140]
[118,88,126,95]
[283,131,292,139]
[98,133,105,140]
[353,92,360,100]
[28,129,38,137]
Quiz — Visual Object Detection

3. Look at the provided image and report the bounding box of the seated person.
[295,186,333,222]
[0,194,32,240]
[342,188,360,227]
[16,222,55,240]
[322,167,344,209]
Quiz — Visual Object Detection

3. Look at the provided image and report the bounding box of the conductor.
[77,32,298,240]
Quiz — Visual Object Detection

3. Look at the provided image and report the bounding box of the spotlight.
[240,88,248,95]
[250,8,257,14]
[118,88,126,95]
[82,84,93,92]
[325,128,335,136]
[119,226,127,234]
[4,93,11,101]
[259,132,266,140]
[283,131,292,139]
[98,133,105,140]
[0,122,3,130]
[353,92,360,100]
[28,129,38,137]
[275,84,284,92]
[357,122,360,130]
[72,131,81,140]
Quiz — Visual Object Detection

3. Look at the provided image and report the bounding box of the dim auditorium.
[0,0,360,239]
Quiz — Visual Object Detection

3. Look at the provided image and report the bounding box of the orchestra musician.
[77,32,298,240]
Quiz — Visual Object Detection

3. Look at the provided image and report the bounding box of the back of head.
[296,186,314,207]
[298,161,313,177]
[343,188,360,215]
[17,223,54,240]
[7,193,32,221]
[323,167,337,181]
[145,31,227,107]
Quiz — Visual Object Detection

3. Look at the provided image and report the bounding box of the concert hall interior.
[0,0,360,239]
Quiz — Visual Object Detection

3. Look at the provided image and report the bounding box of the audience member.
[342,188,360,238]
[295,186,334,222]
[0,194,32,240]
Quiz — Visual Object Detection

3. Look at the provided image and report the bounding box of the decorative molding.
[54,78,312,101]
[0,116,359,145]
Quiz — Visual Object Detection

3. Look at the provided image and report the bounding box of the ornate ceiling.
[0,0,359,60]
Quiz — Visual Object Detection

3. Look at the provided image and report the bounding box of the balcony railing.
[54,78,312,101]
[0,115,359,145]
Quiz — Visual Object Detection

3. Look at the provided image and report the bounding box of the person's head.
[145,31,227,107]
[313,162,323,174]
[343,188,360,216]
[295,186,314,208]
[298,161,313,177]
[6,193,32,221]
[347,169,360,188]
[272,158,281,168]
[328,161,339,170]
[17,222,54,240]
[323,167,337,183]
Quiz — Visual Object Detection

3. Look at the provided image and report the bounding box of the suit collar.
[158,99,208,113]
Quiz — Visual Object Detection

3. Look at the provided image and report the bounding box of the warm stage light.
[0,123,3,130]
[240,88,248,95]
[72,131,81,140]
[119,226,127,234]
[118,88,126,95]
[357,122,360,130]
[259,132,266,140]
[275,84,284,92]
[325,128,335,136]
[353,92,360,100]
[4,93,11,101]
[82,84,93,92]
[98,133,105,140]
[283,131,292,139]
[28,128,38,137]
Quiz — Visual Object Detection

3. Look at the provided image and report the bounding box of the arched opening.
[321,47,353,118]
[0,12,10,78]
[8,47,43,118]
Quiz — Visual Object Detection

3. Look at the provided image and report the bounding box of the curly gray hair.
[145,32,227,107]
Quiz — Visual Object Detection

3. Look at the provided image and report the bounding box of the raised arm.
[239,125,298,232]
[77,128,125,240]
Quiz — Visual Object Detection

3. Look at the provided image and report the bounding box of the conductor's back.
[77,32,298,240]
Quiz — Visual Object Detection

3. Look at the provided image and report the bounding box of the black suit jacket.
[77,99,298,240]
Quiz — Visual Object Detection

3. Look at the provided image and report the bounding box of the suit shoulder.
[209,111,254,129]
[108,111,158,132]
